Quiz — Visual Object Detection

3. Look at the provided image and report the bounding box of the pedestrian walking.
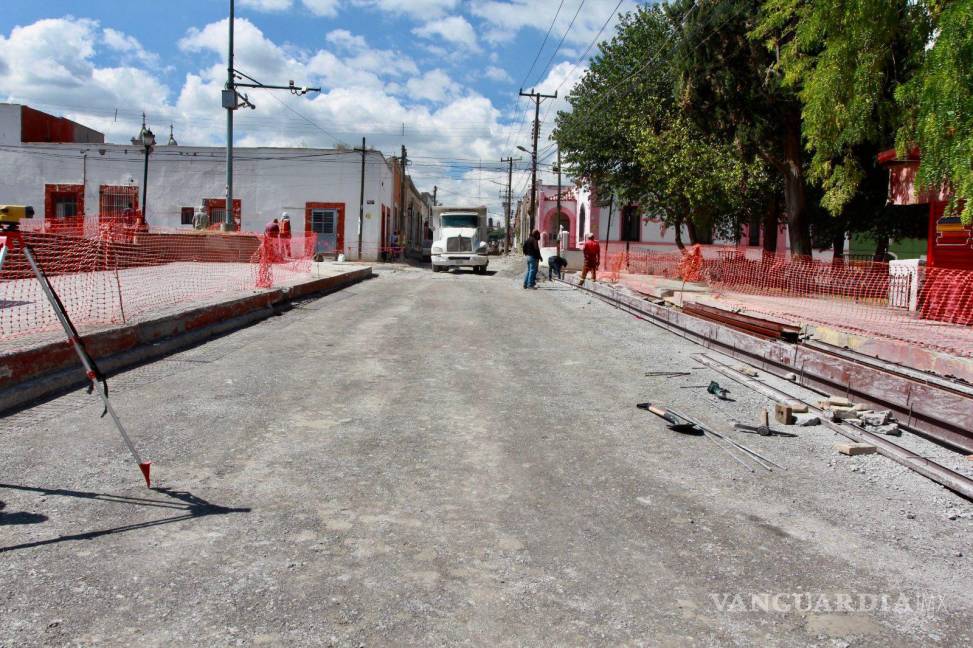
[522,229,542,289]
[580,232,600,285]
[547,254,567,280]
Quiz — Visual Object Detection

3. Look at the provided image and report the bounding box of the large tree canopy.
[554,4,769,248]
[754,0,929,216]
[897,0,973,224]
[551,0,973,258]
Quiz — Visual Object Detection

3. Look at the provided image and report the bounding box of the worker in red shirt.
[581,232,600,285]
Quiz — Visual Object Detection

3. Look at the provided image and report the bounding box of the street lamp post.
[137,114,155,229]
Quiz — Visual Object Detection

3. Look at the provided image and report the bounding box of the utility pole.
[223,0,319,231]
[555,147,562,257]
[500,156,517,254]
[355,137,367,261]
[399,145,408,243]
[432,185,437,207]
[518,88,557,233]
[224,0,234,232]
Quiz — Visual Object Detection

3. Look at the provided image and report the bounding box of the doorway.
[305,202,345,256]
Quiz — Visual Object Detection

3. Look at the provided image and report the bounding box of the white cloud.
[0,16,532,218]
[412,16,479,52]
[472,0,638,49]
[103,28,159,66]
[302,0,341,16]
[406,69,460,103]
[485,66,512,83]
[239,0,294,11]
[326,29,367,52]
[352,0,459,20]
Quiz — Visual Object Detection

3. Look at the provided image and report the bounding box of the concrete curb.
[0,266,373,415]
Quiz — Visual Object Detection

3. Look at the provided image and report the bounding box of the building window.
[621,205,640,242]
[44,184,85,221]
[181,207,195,226]
[579,204,587,237]
[203,198,241,229]
[98,185,139,224]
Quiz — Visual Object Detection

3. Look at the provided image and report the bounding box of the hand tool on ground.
[636,403,702,435]
[637,403,754,470]
[706,381,731,400]
[18,242,151,487]
[644,371,691,377]
[677,409,784,471]
[733,422,797,437]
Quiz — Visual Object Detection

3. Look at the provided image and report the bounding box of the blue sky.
[0,0,639,209]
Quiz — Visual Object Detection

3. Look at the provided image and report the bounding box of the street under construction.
[1,259,970,646]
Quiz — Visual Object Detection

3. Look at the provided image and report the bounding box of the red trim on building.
[202,198,242,230]
[304,202,345,254]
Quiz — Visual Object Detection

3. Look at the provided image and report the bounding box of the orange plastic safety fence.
[1,224,316,344]
[606,245,973,358]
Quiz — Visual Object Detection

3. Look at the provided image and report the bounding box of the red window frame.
[203,198,242,230]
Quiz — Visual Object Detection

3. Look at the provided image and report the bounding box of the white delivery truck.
[430,206,490,274]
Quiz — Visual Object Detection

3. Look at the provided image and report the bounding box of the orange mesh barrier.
[598,244,973,358]
[1,222,316,345]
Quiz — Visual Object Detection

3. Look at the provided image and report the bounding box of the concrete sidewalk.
[0,262,373,414]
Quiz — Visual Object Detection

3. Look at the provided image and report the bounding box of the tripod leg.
[21,245,151,487]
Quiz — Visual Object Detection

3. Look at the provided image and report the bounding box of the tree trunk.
[873,237,889,262]
[762,198,779,254]
[686,219,699,245]
[782,117,812,257]
[673,216,686,251]
[831,231,845,266]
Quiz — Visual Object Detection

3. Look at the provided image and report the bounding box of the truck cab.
[430,206,489,274]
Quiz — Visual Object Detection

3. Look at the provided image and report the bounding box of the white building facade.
[0,103,398,261]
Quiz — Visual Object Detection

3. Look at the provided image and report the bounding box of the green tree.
[554,5,678,202]
[897,0,973,224]
[754,0,929,216]
[555,4,771,248]
[671,0,813,256]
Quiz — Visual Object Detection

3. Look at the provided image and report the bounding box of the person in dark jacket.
[522,229,542,289]
[547,254,567,280]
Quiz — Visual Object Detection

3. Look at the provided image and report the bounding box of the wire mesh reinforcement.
[1,225,315,345]
[599,245,973,358]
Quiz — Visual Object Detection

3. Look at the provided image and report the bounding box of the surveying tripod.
[1,208,151,487]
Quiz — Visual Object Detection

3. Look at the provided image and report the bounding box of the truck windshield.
[441,214,479,228]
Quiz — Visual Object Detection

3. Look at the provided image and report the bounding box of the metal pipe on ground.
[694,353,973,501]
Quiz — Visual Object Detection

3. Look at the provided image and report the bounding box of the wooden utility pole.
[355,137,366,260]
[399,145,408,246]
[518,88,556,232]
[500,156,516,254]
[555,147,562,257]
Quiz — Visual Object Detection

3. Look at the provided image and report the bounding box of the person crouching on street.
[548,254,567,281]
[580,232,600,285]
[522,229,542,289]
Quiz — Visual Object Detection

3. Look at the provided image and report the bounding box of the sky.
[0,0,640,217]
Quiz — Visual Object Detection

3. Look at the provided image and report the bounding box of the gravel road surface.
[2,258,971,647]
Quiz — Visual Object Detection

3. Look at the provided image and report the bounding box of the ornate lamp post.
[136,114,155,229]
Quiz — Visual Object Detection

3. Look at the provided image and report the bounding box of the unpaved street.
[2,260,971,647]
